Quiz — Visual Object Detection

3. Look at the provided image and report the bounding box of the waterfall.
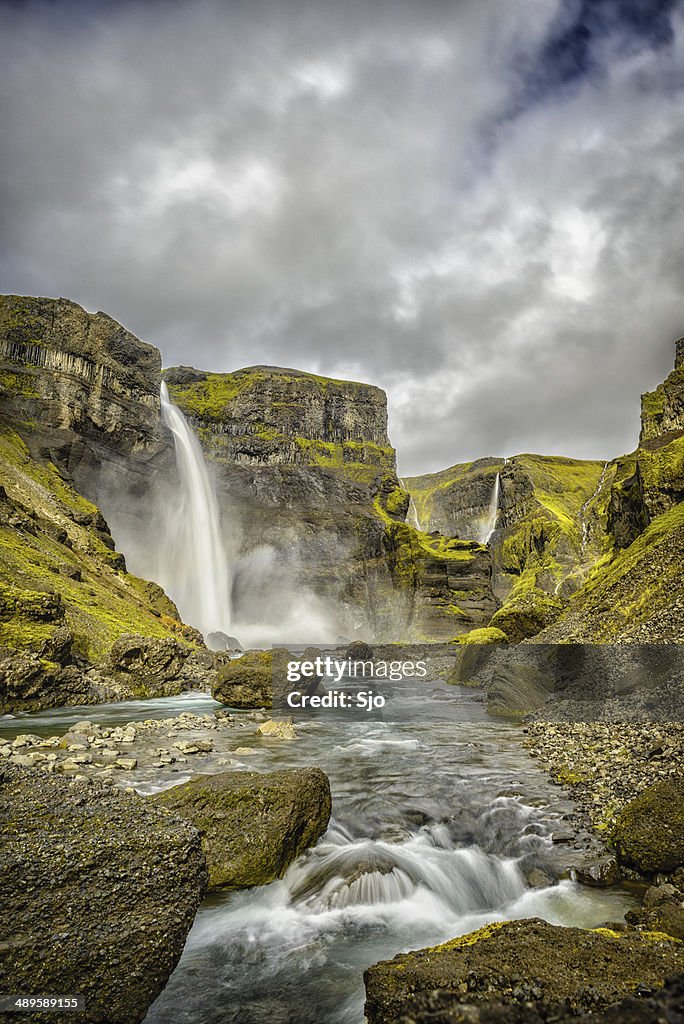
[401,479,423,531]
[580,461,609,553]
[159,382,232,637]
[481,472,500,544]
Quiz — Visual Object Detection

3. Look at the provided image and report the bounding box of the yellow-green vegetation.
[420,921,507,955]
[516,454,607,539]
[638,434,684,496]
[552,501,684,640]
[609,778,684,875]
[556,765,589,785]
[407,454,611,640]
[167,368,267,420]
[640,361,684,442]
[292,437,394,482]
[377,511,481,567]
[374,479,482,559]
[489,567,565,641]
[453,627,508,645]
[167,365,375,421]
[0,296,46,345]
[404,459,487,531]
[0,368,40,398]
[0,427,187,664]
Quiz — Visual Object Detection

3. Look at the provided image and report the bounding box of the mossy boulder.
[489,585,564,642]
[363,918,684,1024]
[101,633,209,697]
[347,639,374,661]
[211,649,275,708]
[610,778,684,874]
[0,763,207,1024]
[627,882,684,940]
[151,767,331,889]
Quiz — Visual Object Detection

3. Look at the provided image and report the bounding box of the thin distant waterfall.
[481,472,500,544]
[159,382,232,637]
[401,479,423,531]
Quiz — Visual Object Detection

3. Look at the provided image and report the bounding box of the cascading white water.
[400,479,423,531]
[159,382,232,637]
[580,461,609,553]
[481,472,500,544]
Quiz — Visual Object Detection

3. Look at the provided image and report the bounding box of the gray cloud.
[1,0,683,473]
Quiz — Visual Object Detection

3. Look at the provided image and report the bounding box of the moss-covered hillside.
[0,425,204,709]
[406,342,684,644]
[405,453,610,640]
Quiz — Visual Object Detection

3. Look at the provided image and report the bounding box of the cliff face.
[406,454,609,640]
[0,295,172,548]
[608,345,684,542]
[536,344,684,643]
[404,342,683,645]
[165,364,392,471]
[165,365,495,641]
[404,458,504,539]
[0,295,496,658]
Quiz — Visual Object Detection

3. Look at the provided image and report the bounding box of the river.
[0,681,637,1024]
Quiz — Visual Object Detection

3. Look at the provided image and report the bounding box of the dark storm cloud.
[1,0,683,473]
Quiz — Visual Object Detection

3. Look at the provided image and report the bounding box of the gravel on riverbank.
[522,721,684,832]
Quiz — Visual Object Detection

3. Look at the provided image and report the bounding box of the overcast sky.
[1,0,683,474]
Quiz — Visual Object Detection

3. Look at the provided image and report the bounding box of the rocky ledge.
[364,918,684,1024]
[382,973,684,1024]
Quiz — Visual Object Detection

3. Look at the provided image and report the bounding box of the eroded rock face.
[363,918,684,1024]
[0,294,169,515]
[0,763,207,1024]
[101,633,218,697]
[151,766,331,889]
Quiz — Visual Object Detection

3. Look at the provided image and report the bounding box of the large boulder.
[0,763,207,1024]
[151,767,331,889]
[363,919,684,1024]
[101,633,211,697]
[211,649,274,708]
[393,975,684,1024]
[610,777,684,874]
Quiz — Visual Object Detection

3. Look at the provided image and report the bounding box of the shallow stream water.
[1,682,637,1024]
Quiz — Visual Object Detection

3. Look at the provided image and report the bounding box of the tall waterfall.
[480,472,500,544]
[159,382,232,637]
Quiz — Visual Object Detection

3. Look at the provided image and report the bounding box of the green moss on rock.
[151,768,332,889]
[363,917,684,1024]
[610,778,684,874]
